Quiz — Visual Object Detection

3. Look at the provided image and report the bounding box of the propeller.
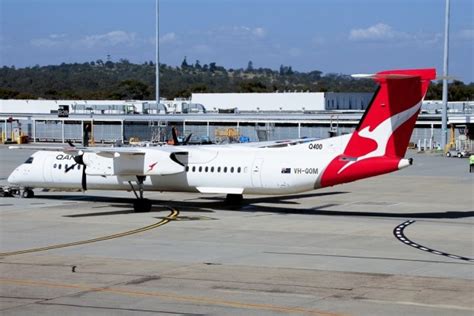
[64,140,87,191]
[76,153,87,191]
[171,127,192,146]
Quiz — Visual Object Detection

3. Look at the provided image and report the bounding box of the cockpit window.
[24,157,34,164]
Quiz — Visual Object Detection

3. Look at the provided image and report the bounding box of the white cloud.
[31,31,138,49]
[214,26,267,40]
[252,27,266,38]
[289,47,301,57]
[31,33,69,48]
[31,38,62,48]
[192,44,212,54]
[312,36,325,46]
[49,34,67,39]
[159,32,177,44]
[420,32,442,45]
[348,23,442,46]
[349,23,397,41]
[78,31,137,48]
[458,29,474,40]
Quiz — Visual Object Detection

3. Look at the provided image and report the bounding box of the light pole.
[441,0,450,152]
[156,0,160,109]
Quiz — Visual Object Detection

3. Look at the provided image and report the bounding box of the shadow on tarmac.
[30,191,474,220]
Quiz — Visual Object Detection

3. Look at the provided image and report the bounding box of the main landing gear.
[128,176,152,212]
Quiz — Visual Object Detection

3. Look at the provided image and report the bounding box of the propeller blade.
[81,165,87,191]
[64,163,77,173]
[171,127,179,146]
[74,154,84,165]
[183,133,193,145]
[71,153,87,190]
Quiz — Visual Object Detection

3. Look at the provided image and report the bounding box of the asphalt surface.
[0,145,473,315]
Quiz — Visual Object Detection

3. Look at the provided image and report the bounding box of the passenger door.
[42,154,54,183]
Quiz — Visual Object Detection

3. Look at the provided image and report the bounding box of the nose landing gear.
[128,176,152,212]
[22,189,34,199]
[0,187,34,198]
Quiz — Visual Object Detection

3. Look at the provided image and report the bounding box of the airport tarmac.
[0,145,473,315]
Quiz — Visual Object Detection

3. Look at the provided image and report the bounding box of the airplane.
[7,68,436,212]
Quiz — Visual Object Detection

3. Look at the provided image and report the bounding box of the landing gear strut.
[128,176,152,212]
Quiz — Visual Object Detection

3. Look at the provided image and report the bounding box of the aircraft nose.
[7,169,19,184]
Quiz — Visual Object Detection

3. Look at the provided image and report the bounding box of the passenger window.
[78,164,81,170]
[205,166,208,172]
[24,157,34,164]
[237,167,241,173]
[185,166,189,172]
[58,164,62,170]
[223,167,227,173]
[211,166,214,172]
[217,167,221,173]
[192,166,196,172]
[230,167,234,173]
[199,166,202,172]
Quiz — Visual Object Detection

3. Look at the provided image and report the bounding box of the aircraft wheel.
[22,189,34,199]
[446,152,451,157]
[133,199,152,212]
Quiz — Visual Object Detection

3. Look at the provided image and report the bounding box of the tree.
[209,62,217,72]
[112,80,151,100]
[105,60,114,69]
[0,60,471,101]
[195,60,202,70]
[181,56,189,69]
[0,88,19,99]
[239,80,268,92]
[308,70,322,80]
[279,65,294,76]
[246,60,254,72]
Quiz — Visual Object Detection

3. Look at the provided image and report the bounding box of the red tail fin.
[320,68,436,187]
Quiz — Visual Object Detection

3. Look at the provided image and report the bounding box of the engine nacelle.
[83,150,186,176]
[143,151,187,176]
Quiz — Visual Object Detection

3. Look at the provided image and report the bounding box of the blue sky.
[1,0,473,82]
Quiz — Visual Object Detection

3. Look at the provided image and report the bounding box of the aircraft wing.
[10,145,188,176]
[76,146,188,176]
[214,137,320,149]
[83,148,188,176]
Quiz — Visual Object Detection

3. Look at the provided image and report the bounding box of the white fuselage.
[8,135,352,195]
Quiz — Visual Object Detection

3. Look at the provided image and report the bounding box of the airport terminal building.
[0,92,472,151]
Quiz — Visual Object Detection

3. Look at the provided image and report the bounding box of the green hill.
[1,59,472,101]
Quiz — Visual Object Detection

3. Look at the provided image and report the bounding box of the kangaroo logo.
[338,100,422,174]
[147,162,158,172]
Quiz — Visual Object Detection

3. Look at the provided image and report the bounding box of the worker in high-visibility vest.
[470,155,474,173]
